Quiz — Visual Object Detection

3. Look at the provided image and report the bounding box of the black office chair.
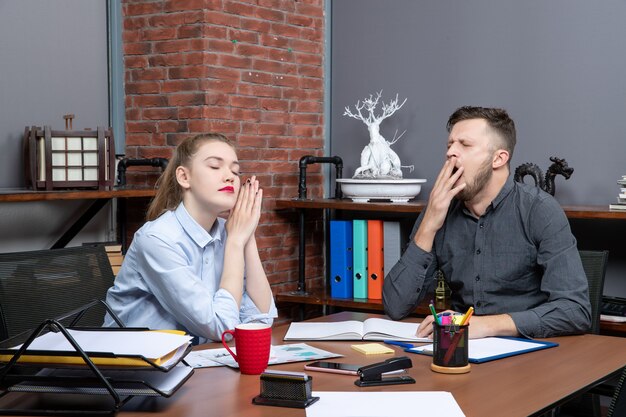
[607,366,626,417]
[579,250,609,335]
[556,250,609,417]
[0,245,116,344]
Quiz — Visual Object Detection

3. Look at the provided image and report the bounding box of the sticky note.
[350,343,394,355]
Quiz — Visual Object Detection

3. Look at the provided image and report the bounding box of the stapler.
[354,356,416,387]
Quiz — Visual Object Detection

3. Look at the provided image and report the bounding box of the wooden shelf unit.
[275,198,626,336]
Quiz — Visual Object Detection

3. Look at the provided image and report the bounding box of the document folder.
[367,220,384,299]
[330,220,353,298]
[352,219,368,298]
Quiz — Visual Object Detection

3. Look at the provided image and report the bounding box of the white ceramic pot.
[336,178,427,203]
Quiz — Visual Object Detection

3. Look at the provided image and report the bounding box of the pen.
[383,340,415,349]
[429,303,441,326]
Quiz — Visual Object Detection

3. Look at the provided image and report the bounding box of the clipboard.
[406,336,559,363]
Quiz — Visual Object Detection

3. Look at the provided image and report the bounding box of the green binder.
[353,219,368,298]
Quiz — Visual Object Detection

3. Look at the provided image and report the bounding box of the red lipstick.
[219,186,234,193]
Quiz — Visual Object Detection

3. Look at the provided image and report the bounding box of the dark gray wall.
[331,0,626,206]
[0,0,113,251]
[331,0,626,298]
[0,0,109,189]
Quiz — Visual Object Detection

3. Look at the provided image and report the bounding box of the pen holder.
[431,322,471,374]
[252,371,319,408]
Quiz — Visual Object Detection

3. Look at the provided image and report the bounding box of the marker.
[383,340,415,349]
[440,312,452,325]
[460,306,474,325]
[429,303,441,326]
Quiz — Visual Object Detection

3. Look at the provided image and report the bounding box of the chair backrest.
[608,366,626,417]
[0,245,115,342]
[579,250,609,334]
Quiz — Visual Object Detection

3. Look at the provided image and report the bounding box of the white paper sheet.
[306,391,465,417]
[14,329,192,360]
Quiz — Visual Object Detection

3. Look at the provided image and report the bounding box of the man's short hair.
[447,106,516,160]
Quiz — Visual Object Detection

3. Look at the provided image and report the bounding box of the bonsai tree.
[343,91,414,179]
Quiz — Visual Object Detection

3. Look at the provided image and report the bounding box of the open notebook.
[284,318,430,342]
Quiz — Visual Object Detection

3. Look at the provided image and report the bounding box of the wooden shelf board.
[275,198,626,220]
[0,187,157,202]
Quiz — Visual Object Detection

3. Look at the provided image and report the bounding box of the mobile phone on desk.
[304,361,361,375]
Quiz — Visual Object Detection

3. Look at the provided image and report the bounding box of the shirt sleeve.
[133,232,274,341]
[383,214,436,320]
[508,196,592,338]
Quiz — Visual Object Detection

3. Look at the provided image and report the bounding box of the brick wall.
[121,0,326,321]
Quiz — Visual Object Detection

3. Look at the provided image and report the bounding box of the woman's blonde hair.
[146,133,234,221]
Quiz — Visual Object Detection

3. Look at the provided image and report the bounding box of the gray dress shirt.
[382,178,591,338]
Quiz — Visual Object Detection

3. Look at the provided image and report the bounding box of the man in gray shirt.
[382,106,591,339]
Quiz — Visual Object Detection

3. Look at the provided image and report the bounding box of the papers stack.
[609,176,626,210]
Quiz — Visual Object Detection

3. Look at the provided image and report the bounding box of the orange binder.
[367,220,384,299]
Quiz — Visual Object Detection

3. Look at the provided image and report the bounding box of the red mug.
[221,323,272,375]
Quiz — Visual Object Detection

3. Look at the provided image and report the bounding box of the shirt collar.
[491,177,515,210]
[174,203,224,248]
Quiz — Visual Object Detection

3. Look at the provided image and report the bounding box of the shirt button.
[475,276,480,282]
[205,259,209,264]
[479,223,484,229]
[423,264,428,269]
[476,249,481,255]
[476,301,482,307]
[416,288,421,293]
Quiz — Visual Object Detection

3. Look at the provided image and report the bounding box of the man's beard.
[456,156,493,201]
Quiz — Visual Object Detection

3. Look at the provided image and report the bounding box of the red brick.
[201,79,238,93]
[258,124,287,135]
[290,113,321,125]
[237,83,281,98]
[207,66,241,80]
[298,65,323,78]
[142,27,176,41]
[228,28,259,44]
[219,54,252,69]
[177,25,203,39]
[124,16,147,30]
[286,14,314,27]
[253,59,289,74]
[261,111,289,124]
[126,107,141,120]
[126,81,160,94]
[158,120,188,133]
[230,95,259,108]
[241,71,272,85]
[281,88,307,100]
[143,107,178,120]
[126,2,163,16]
[267,48,292,62]
[164,0,207,12]
[202,106,232,120]
[127,121,158,133]
[296,52,322,66]
[240,17,271,33]
[237,148,260,161]
[208,39,236,54]
[135,95,168,107]
[207,120,240,134]
[301,27,323,42]
[178,107,203,119]
[238,135,268,147]
[148,11,204,27]
[295,100,322,113]
[162,79,200,93]
[149,54,184,67]
[223,2,257,18]
[259,98,288,111]
[258,0,295,11]
[268,136,298,148]
[154,39,195,54]
[260,33,289,48]
[206,93,229,105]
[289,38,322,54]
[231,108,261,121]
[240,123,259,134]
[124,42,152,55]
[125,56,149,69]
[256,8,285,22]
[237,44,268,58]
[300,77,323,90]
[273,74,299,88]
[131,68,165,81]
[167,92,207,106]
[203,25,228,39]
[298,137,324,148]
[138,147,173,159]
[295,3,324,17]
[123,30,141,43]
[168,66,208,79]
[204,10,241,27]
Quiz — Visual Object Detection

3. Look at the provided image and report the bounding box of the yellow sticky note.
[350,343,394,355]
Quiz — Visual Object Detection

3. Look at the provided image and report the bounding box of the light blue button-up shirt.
[103,203,277,341]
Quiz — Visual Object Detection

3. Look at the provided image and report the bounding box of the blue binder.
[352,220,368,298]
[330,220,353,298]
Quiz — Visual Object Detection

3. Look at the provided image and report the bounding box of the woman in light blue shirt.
[104,133,277,341]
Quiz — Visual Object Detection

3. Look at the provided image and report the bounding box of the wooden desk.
[2,312,624,416]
